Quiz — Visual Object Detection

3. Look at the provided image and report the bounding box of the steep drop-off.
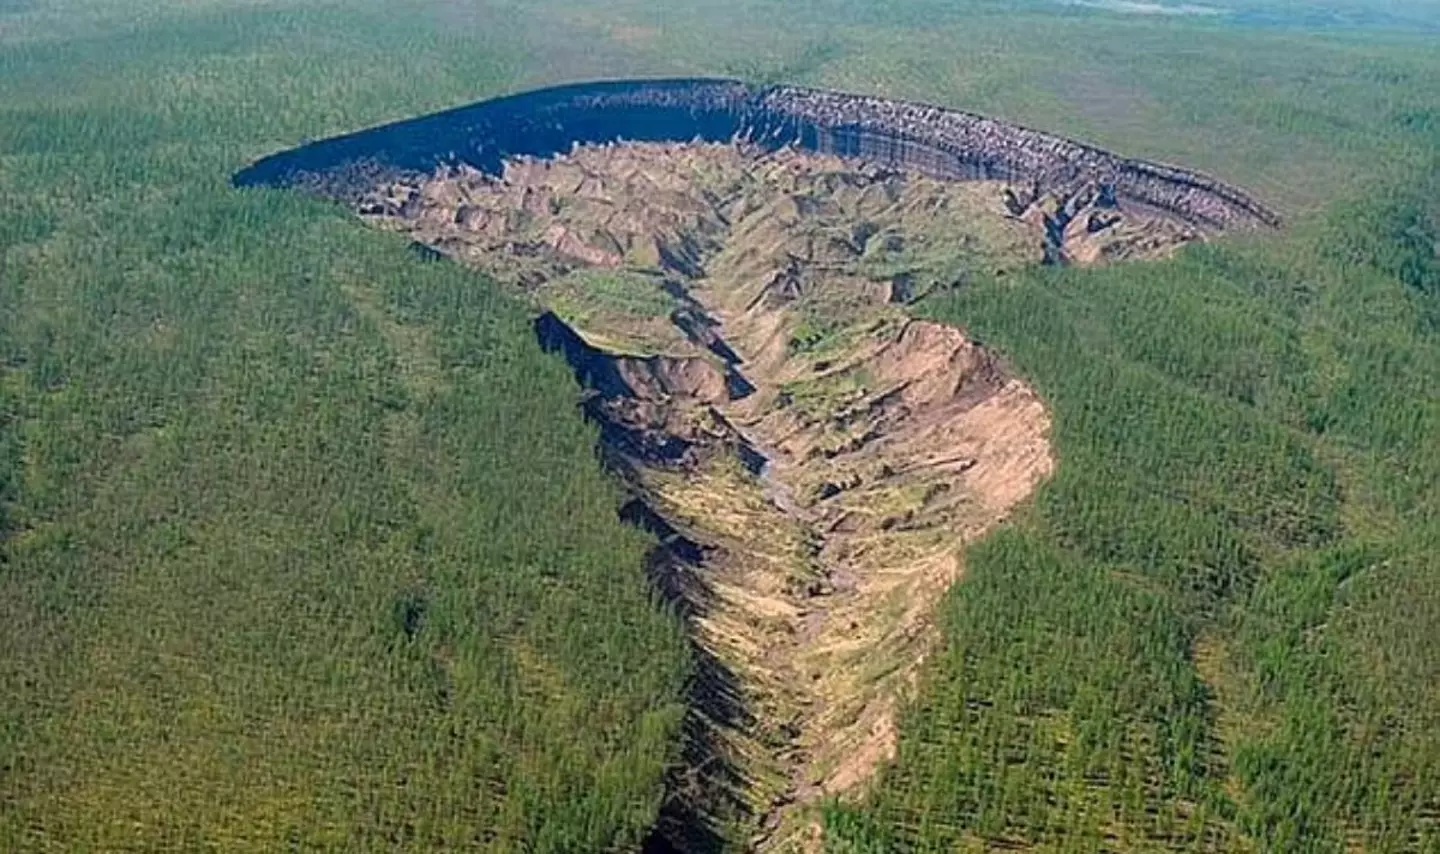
[234,81,1278,851]
[234,78,1280,236]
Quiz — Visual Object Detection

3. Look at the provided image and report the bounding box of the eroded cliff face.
[234,78,1280,236]
[348,142,1055,850]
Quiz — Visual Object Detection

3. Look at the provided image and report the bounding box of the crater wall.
[233,77,1280,230]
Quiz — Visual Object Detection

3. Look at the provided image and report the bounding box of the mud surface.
[235,81,1277,850]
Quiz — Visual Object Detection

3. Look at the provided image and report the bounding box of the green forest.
[2,0,1438,851]
[828,180,1440,851]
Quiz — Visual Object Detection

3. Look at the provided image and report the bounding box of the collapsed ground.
[352,141,1238,848]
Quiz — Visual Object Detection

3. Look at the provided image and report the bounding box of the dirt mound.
[360,141,1059,850]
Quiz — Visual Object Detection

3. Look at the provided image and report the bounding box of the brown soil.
[356,142,1077,850]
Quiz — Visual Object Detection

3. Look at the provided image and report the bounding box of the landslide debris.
[353,141,1064,850]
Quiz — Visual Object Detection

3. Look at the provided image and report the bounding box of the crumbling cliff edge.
[234,77,1279,232]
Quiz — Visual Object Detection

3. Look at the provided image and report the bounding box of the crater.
[235,79,1277,851]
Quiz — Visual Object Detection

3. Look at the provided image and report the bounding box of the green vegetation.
[0,2,688,849]
[536,269,692,355]
[829,179,1440,850]
[2,0,1438,851]
[542,270,678,321]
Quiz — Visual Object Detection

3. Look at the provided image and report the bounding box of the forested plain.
[2,0,1438,851]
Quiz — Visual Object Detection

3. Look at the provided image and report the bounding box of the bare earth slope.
[352,142,1078,848]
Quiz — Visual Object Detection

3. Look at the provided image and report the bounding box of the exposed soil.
[345,141,1074,849]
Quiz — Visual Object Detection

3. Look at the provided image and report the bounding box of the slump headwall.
[233,77,1280,230]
